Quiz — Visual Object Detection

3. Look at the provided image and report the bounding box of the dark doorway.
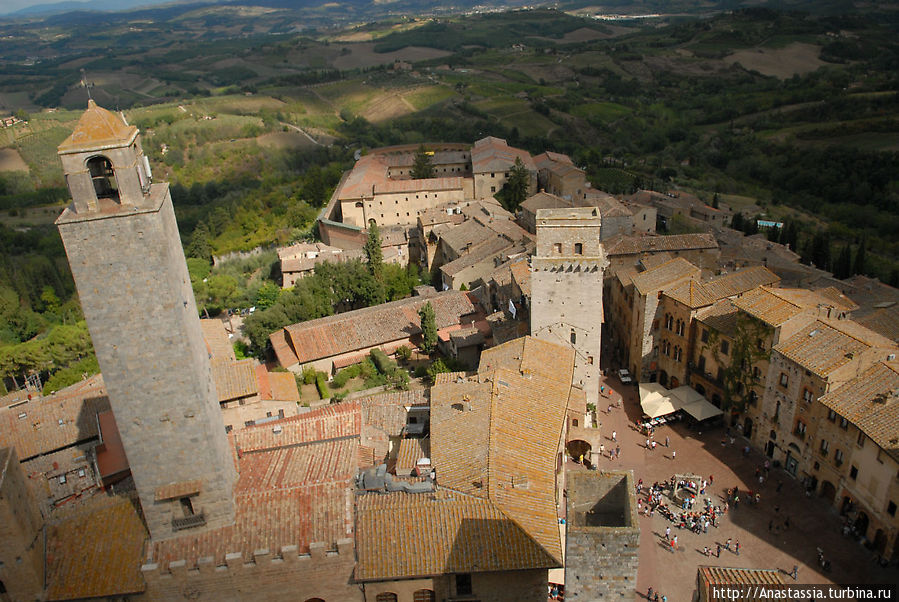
[820,481,837,504]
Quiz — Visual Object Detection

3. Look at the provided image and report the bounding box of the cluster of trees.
[243,257,424,353]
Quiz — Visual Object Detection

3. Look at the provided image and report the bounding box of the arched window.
[574,242,583,255]
[376,594,398,602]
[413,590,436,602]
[87,156,118,200]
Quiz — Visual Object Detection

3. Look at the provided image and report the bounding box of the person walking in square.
[671,449,676,460]
[791,565,798,580]
[665,526,670,541]
[716,544,721,558]
[612,430,617,442]
[735,540,741,555]
[665,435,670,447]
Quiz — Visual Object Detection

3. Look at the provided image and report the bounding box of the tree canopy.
[496,157,530,212]
[411,145,435,179]
[364,222,383,280]
[418,301,437,354]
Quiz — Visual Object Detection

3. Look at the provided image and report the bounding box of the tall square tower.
[531,207,607,401]
[55,101,235,541]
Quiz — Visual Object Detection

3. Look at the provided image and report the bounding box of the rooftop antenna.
[80,69,94,101]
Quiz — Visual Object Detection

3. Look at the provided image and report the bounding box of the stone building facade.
[0,447,44,600]
[565,471,640,599]
[55,101,236,542]
[530,207,607,402]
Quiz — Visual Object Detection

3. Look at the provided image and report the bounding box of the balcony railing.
[172,511,206,531]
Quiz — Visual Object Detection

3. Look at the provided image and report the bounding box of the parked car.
[617,368,633,384]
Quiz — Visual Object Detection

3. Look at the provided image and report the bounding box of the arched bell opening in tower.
[87,155,119,201]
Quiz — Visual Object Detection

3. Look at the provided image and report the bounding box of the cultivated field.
[724,42,826,79]
[0,148,29,172]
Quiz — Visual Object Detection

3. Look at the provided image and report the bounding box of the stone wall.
[57,185,236,541]
[565,471,640,600]
[0,448,44,601]
[142,540,361,601]
[531,208,606,402]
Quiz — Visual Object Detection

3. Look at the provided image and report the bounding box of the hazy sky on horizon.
[1,0,171,15]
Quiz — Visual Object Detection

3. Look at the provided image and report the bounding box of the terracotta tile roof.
[269,328,297,367]
[630,258,700,296]
[510,256,530,296]
[355,491,557,581]
[520,192,569,213]
[774,319,897,377]
[374,176,464,194]
[0,374,109,461]
[429,337,573,566]
[275,290,476,367]
[359,390,427,436]
[439,219,495,255]
[840,275,899,319]
[665,267,779,309]
[419,206,465,227]
[211,358,259,402]
[278,242,345,274]
[259,369,301,402]
[45,496,147,600]
[732,286,834,327]
[151,420,358,567]
[57,100,138,154]
[533,151,573,169]
[695,300,740,338]
[615,265,639,288]
[235,438,358,492]
[813,286,858,312]
[440,237,516,277]
[200,319,236,362]
[818,361,899,462]
[471,136,535,173]
[586,192,631,218]
[639,252,673,271]
[337,153,389,200]
[605,233,718,256]
[396,437,430,475]
[233,402,362,454]
[857,306,899,343]
[151,481,353,567]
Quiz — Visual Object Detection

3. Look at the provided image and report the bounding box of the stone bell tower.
[530,207,607,402]
[55,101,235,541]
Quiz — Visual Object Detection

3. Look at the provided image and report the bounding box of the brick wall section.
[57,184,236,542]
[0,447,44,601]
[142,541,361,601]
[565,471,640,600]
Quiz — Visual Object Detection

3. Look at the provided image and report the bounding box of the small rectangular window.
[827,409,836,421]
[779,373,789,387]
[574,243,583,255]
[888,501,897,517]
[857,431,865,447]
[839,417,849,430]
[456,574,473,596]
[850,465,858,480]
[701,329,709,343]
[720,340,729,355]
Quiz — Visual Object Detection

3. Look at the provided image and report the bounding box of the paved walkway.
[570,373,896,601]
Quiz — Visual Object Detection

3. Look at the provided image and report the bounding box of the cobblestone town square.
[568,373,897,601]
